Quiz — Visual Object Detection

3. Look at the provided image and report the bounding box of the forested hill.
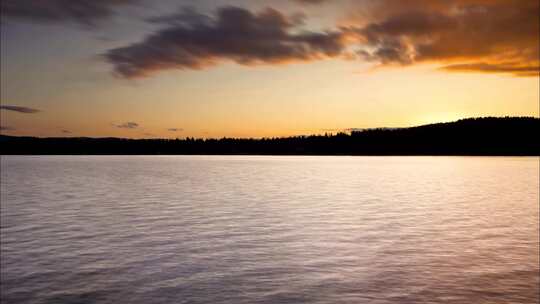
[1,117,539,155]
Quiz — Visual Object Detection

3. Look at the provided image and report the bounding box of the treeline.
[1,117,539,155]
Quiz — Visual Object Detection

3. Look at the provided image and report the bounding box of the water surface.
[1,156,539,303]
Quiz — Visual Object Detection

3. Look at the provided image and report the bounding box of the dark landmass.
[1,117,539,155]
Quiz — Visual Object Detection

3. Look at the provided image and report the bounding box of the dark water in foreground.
[1,156,538,304]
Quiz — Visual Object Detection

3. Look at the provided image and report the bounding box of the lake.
[1,156,538,303]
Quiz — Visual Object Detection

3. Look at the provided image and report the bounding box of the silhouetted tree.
[1,117,538,155]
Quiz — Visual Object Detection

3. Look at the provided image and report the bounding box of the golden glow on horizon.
[2,61,538,139]
[1,1,538,138]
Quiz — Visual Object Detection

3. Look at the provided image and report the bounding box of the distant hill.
[1,117,539,155]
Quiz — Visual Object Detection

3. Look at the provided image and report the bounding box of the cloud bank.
[104,1,538,78]
[351,0,539,77]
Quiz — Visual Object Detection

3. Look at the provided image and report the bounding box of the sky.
[0,0,538,138]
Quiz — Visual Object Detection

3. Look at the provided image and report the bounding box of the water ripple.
[1,156,538,304]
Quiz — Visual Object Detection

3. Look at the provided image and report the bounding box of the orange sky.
[1,0,538,138]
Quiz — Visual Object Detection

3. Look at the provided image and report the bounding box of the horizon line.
[1,116,538,141]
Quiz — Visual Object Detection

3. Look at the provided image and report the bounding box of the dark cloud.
[1,0,138,27]
[146,7,213,27]
[351,0,539,76]
[93,1,539,78]
[0,105,40,113]
[168,128,184,132]
[105,6,347,78]
[115,122,139,129]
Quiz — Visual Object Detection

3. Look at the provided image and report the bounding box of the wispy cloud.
[168,128,183,132]
[0,105,40,113]
[441,63,539,77]
[115,122,139,129]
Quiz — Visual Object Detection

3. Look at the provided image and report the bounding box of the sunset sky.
[1,0,538,138]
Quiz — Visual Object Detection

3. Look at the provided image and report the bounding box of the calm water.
[1,156,538,304]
